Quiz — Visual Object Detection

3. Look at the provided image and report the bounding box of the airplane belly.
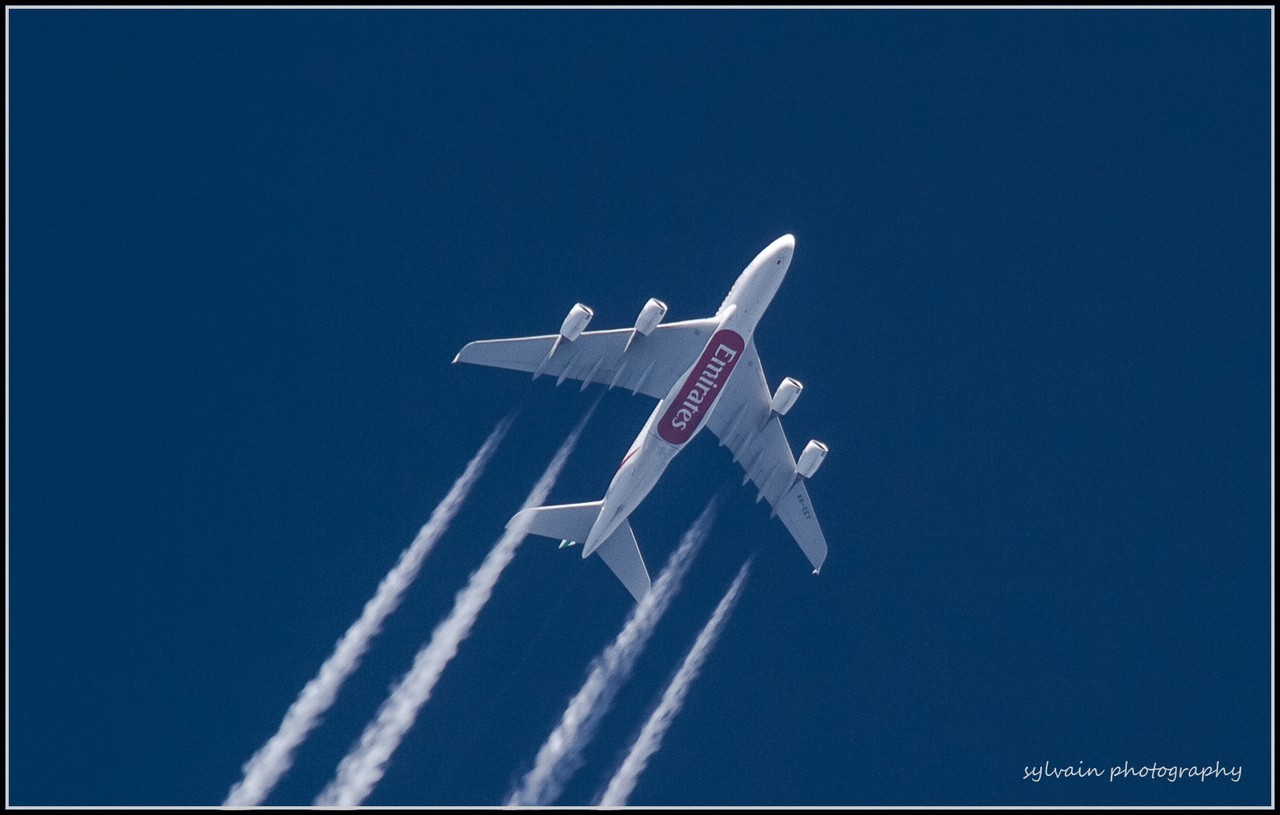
[654,328,747,447]
[585,440,677,555]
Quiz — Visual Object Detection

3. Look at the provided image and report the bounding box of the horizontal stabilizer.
[507,500,650,601]
[508,500,603,543]
[594,520,650,602]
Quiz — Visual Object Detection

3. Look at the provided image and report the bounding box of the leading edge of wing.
[452,317,720,362]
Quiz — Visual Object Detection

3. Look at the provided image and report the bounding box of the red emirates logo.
[657,329,744,445]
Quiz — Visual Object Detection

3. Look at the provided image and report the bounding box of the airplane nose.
[770,234,795,267]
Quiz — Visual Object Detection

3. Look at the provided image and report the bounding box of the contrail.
[315,400,599,807]
[224,412,517,806]
[506,495,721,806]
[597,559,753,806]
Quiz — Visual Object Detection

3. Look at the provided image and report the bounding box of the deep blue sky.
[9,8,1271,807]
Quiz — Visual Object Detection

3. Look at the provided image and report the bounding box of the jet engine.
[633,298,668,336]
[770,377,803,417]
[559,303,594,341]
[796,440,828,479]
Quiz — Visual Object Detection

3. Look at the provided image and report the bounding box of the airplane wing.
[453,318,721,400]
[705,342,828,573]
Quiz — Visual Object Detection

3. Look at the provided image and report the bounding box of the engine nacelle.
[633,298,668,336]
[559,303,594,341]
[770,377,803,416]
[796,440,828,480]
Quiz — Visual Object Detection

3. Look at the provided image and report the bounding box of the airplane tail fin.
[508,501,651,601]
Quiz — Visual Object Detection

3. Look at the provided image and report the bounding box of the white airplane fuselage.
[581,234,795,557]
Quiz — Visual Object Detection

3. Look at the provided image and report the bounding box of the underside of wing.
[706,342,829,573]
[453,317,719,400]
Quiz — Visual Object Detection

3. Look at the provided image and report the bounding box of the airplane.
[452,234,828,601]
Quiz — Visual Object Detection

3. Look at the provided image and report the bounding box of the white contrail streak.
[314,401,599,807]
[597,559,753,806]
[224,413,517,806]
[505,496,721,806]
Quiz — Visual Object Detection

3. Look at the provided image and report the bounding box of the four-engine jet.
[453,235,829,601]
